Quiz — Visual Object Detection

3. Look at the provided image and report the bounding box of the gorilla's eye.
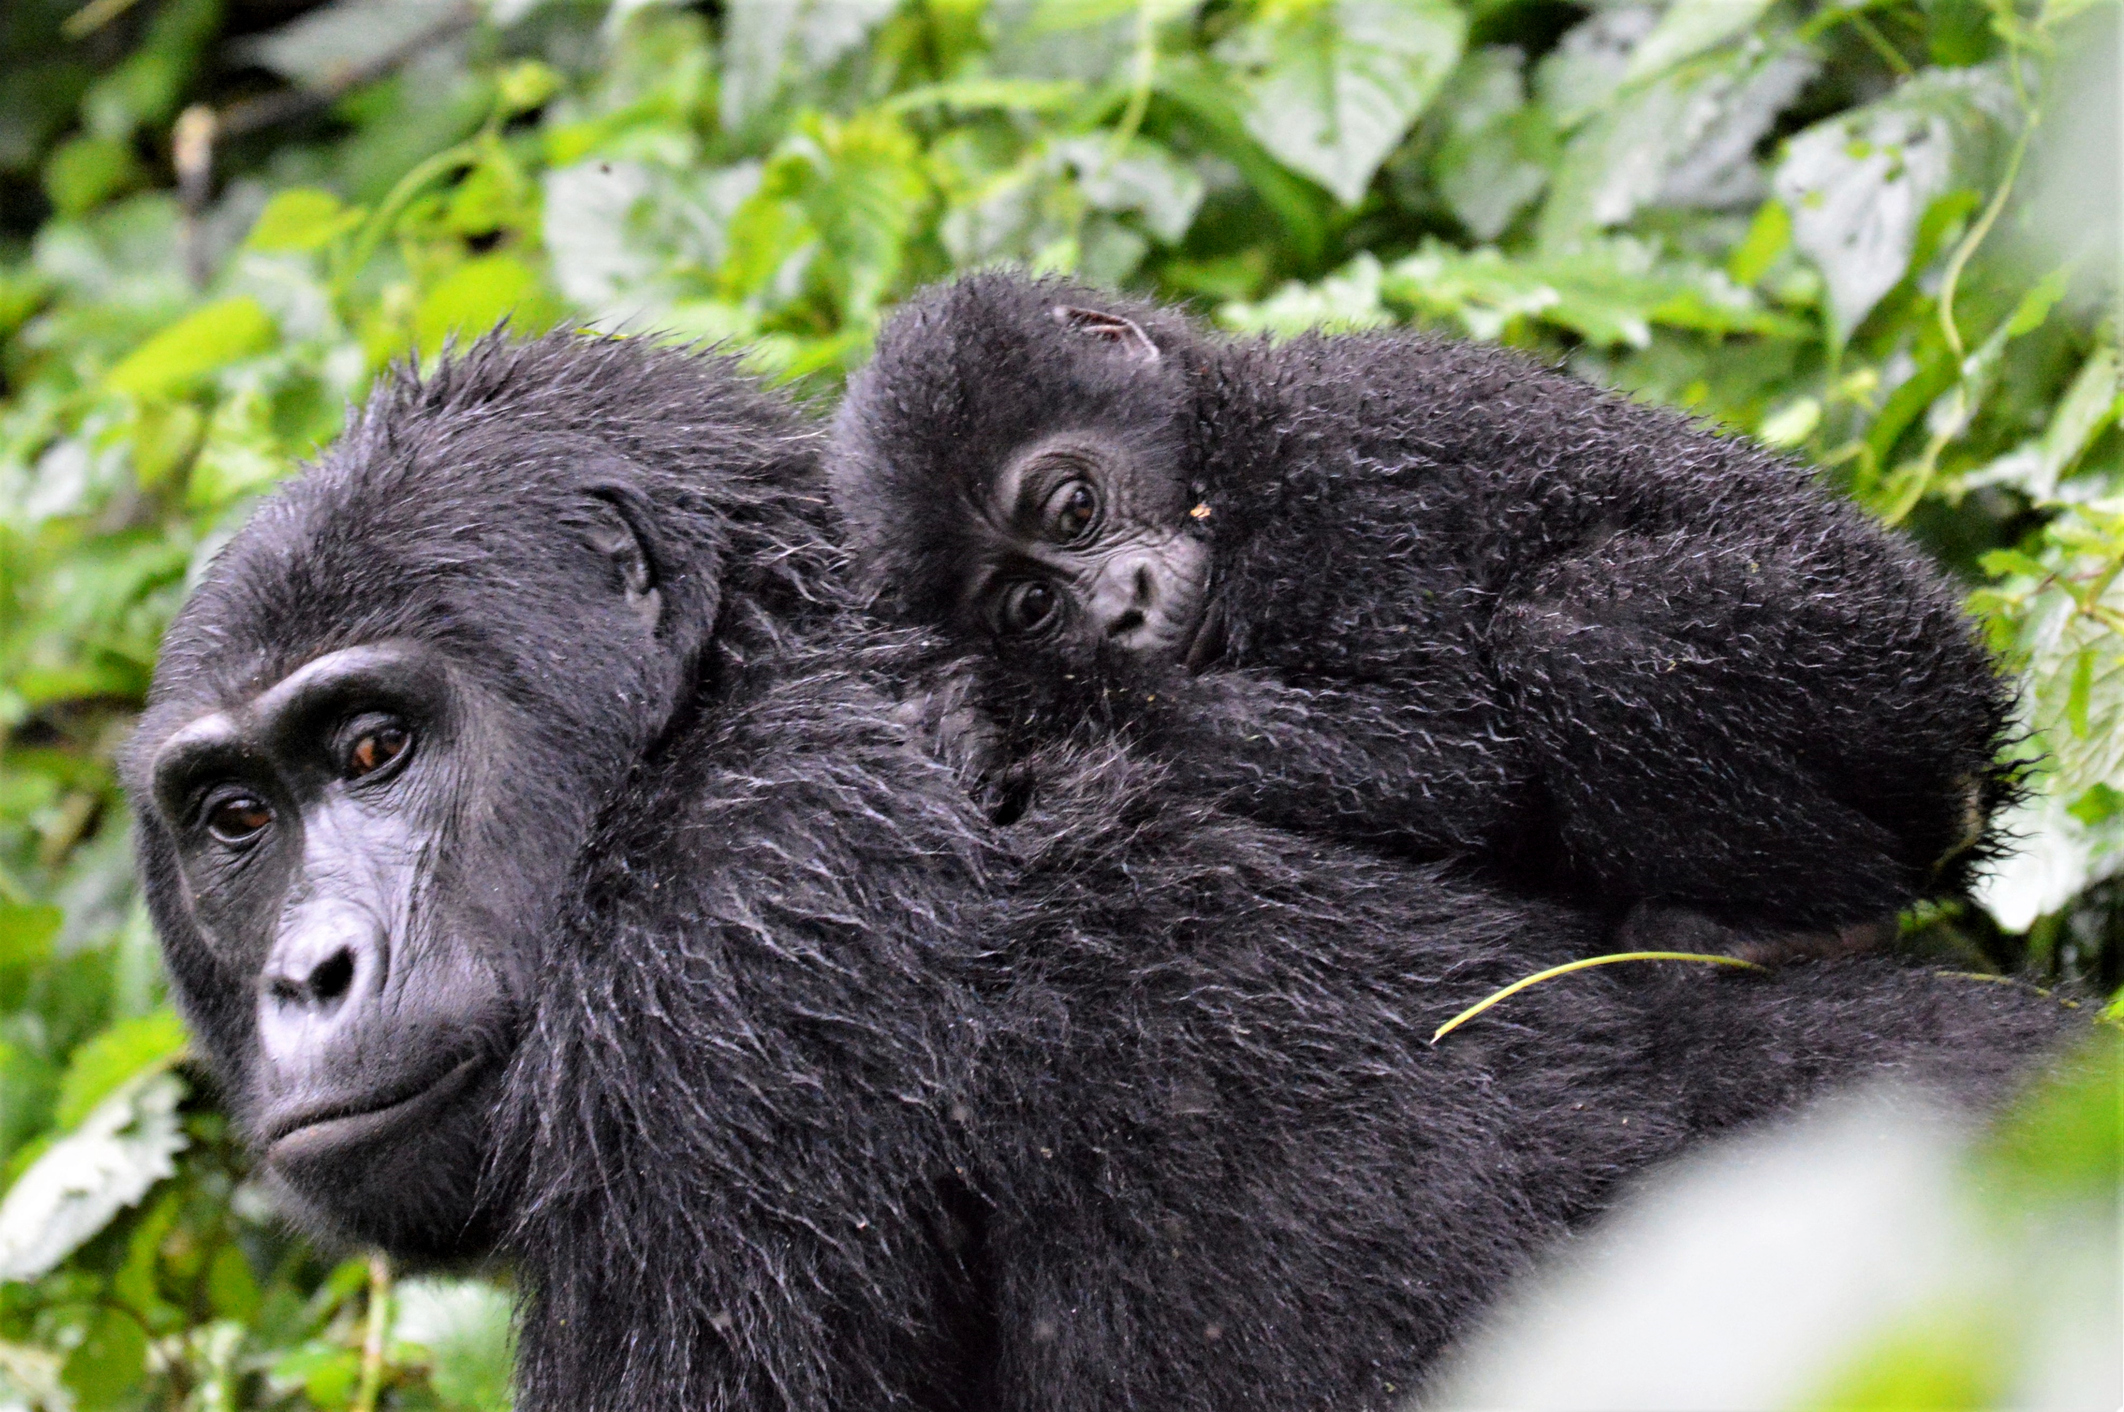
[1048,481,1099,542]
[997,581,1061,638]
[205,795,274,844]
[345,722,411,780]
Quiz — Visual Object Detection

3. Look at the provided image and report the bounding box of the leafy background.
[0,0,2117,1405]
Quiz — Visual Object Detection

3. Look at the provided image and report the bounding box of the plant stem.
[1431,951,1767,1044]
[352,1252,391,1412]
[1938,113,2037,363]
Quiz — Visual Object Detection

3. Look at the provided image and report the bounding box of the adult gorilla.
[127,335,2081,1412]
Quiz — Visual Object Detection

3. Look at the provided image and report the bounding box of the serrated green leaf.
[0,1071,188,1282]
[1217,0,1466,205]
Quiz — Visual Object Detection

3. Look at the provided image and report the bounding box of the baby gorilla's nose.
[1089,557,1158,638]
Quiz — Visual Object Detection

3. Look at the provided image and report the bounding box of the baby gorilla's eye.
[345,722,411,780]
[1048,481,1100,542]
[997,580,1062,638]
[206,795,273,845]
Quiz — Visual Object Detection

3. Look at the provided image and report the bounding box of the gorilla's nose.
[260,902,385,1062]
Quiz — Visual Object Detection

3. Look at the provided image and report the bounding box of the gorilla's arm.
[1488,526,2000,927]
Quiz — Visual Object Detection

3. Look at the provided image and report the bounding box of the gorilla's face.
[130,451,684,1259]
[142,641,530,1253]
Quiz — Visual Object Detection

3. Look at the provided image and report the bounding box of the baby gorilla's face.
[955,430,1214,666]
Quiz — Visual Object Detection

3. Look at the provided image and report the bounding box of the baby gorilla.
[831,273,2015,937]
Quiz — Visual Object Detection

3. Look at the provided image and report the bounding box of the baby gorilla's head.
[832,274,1218,668]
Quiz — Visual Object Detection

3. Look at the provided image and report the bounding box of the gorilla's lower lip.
[264,1056,489,1163]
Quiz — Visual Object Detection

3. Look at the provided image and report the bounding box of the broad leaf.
[1539,44,1816,250]
[0,1072,187,1283]
[720,0,898,131]
[105,297,276,399]
[1217,0,1467,205]
[1773,66,2016,343]
[411,254,560,358]
[1620,0,1774,85]
[1053,139,1206,243]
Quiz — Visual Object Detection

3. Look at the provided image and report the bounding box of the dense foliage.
[0,0,2116,1405]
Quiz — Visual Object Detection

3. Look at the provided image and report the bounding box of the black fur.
[130,335,2082,1412]
[830,273,2019,932]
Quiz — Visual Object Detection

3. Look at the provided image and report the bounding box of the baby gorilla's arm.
[1125,667,1534,861]
[1490,528,2003,929]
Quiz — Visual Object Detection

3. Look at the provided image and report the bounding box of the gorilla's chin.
[261,1059,509,1261]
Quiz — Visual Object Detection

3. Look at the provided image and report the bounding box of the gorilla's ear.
[1052,305,1160,365]
[581,488,662,632]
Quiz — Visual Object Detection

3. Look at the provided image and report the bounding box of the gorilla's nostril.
[1133,566,1155,604]
[309,947,357,1005]
[1107,609,1147,637]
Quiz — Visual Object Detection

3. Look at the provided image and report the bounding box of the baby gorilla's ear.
[1052,305,1160,365]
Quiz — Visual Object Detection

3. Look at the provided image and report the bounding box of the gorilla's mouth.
[263,1054,490,1164]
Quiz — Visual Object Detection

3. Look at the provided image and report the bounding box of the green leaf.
[1727,197,1791,286]
[1055,138,1207,243]
[207,1242,262,1321]
[2068,646,2096,737]
[1216,0,1467,205]
[1538,44,1817,252]
[42,136,140,219]
[1969,1028,2122,1210]
[881,78,1086,114]
[61,1306,148,1409]
[244,188,364,253]
[1621,0,1774,85]
[394,1277,517,1410]
[1979,548,2049,580]
[54,1008,190,1130]
[1802,1303,2009,1411]
[0,903,62,971]
[105,297,277,399]
[1220,253,1393,336]
[1758,397,1821,448]
[271,1344,363,1406]
[1772,66,2016,343]
[0,1072,188,1282]
[720,0,899,131]
[411,255,560,358]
